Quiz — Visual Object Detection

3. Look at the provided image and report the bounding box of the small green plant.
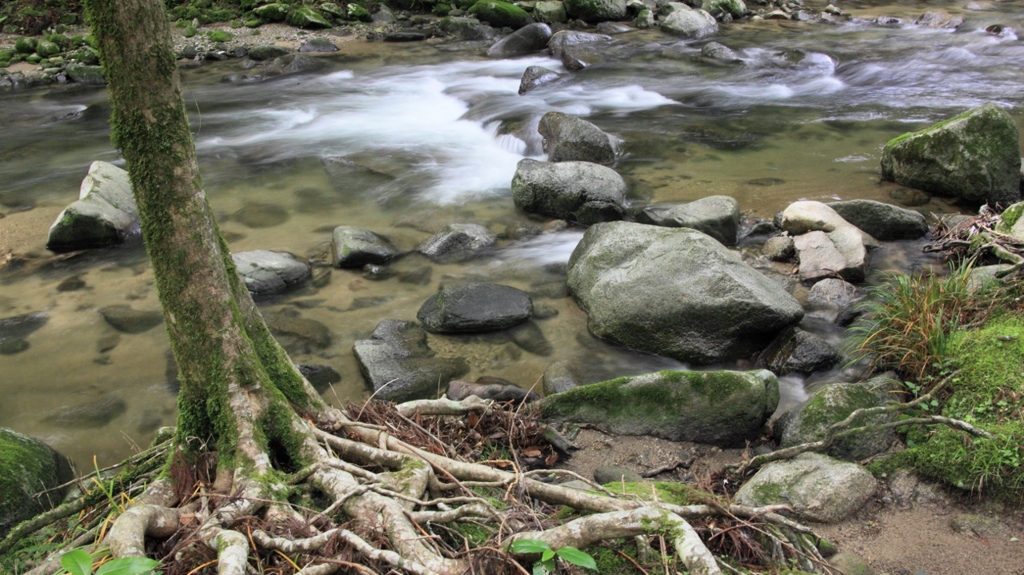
[510,539,597,575]
[60,549,160,575]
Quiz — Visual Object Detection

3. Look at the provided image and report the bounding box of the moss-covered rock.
[65,64,106,85]
[540,369,779,446]
[14,37,37,54]
[286,6,332,28]
[702,0,746,19]
[467,0,533,28]
[254,2,290,22]
[208,29,234,42]
[881,103,1021,206]
[776,373,899,461]
[47,161,140,252]
[0,428,74,537]
[562,0,627,22]
[35,40,62,58]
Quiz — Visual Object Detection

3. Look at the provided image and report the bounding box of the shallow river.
[2,0,1024,468]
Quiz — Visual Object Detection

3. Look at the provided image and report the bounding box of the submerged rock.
[0,428,74,538]
[734,452,877,523]
[538,112,616,164]
[511,159,627,225]
[47,161,140,252]
[0,312,47,355]
[417,283,533,333]
[232,250,311,296]
[354,319,469,402]
[99,305,163,334]
[567,222,804,364]
[635,195,740,245]
[519,65,560,94]
[43,395,127,429]
[265,308,331,354]
[541,369,779,446]
[881,103,1020,206]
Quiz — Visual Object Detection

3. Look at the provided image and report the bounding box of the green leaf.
[555,547,598,570]
[510,539,552,554]
[541,550,555,562]
[532,564,548,575]
[95,557,161,575]
[60,549,93,575]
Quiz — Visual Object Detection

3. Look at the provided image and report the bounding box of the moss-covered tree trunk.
[84,0,321,484]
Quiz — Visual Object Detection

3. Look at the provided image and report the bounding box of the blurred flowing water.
[2,1,1023,467]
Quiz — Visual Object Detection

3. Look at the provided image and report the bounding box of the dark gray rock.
[331,226,400,268]
[881,103,1020,206]
[0,428,74,538]
[418,223,497,263]
[353,319,470,402]
[538,112,616,164]
[827,200,928,240]
[99,305,163,334]
[563,0,627,21]
[635,196,740,245]
[47,161,140,252]
[541,369,779,446]
[299,37,338,52]
[511,159,627,225]
[567,222,804,364]
[417,283,533,333]
[247,45,290,60]
[385,32,428,42]
[547,30,611,70]
[519,65,560,94]
[756,327,840,376]
[298,363,342,393]
[232,250,311,296]
[0,313,47,354]
[487,23,552,57]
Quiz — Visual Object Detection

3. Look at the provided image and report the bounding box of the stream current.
[2,0,1024,468]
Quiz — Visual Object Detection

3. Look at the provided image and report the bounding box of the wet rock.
[418,283,533,333]
[487,22,552,57]
[734,452,877,523]
[247,45,290,61]
[418,224,497,263]
[874,15,902,26]
[298,363,342,393]
[881,103,1021,206]
[0,313,47,353]
[298,37,338,52]
[438,16,498,41]
[594,466,642,484]
[354,319,470,402]
[547,30,611,70]
[99,305,163,334]
[0,339,29,355]
[702,0,745,19]
[807,278,859,311]
[633,8,655,28]
[756,327,840,376]
[635,196,740,245]
[47,161,140,252]
[233,202,289,228]
[331,226,400,268]
[469,0,533,28]
[56,275,87,292]
[827,200,928,240]
[43,395,127,429]
[512,159,627,225]
[538,112,616,164]
[96,333,120,353]
[660,5,718,38]
[762,235,795,261]
[506,321,553,355]
[232,250,311,296]
[543,359,583,394]
[541,369,779,446]
[0,428,74,538]
[65,64,105,86]
[700,41,743,64]
[776,373,899,461]
[398,265,434,285]
[533,0,568,23]
[385,32,428,42]
[349,296,393,311]
[793,228,868,284]
[888,187,931,207]
[563,0,627,22]
[265,308,331,353]
[915,10,963,29]
[568,222,803,364]
[447,379,540,404]
[520,64,561,94]
[362,263,398,281]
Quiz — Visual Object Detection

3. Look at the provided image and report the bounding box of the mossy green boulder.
[208,30,234,42]
[14,37,37,54]
[65,64,106,86]
[562,0,627,22]
[468,1,533,28]
[286,6,332,28]
[702,0,746,18]
[540,369,779,446]
[881,103,1021,206]
[254,3,290,22]
[35,40,62,58]
[0,428,74,537]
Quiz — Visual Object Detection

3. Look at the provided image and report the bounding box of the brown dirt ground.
[557,429,1024,575]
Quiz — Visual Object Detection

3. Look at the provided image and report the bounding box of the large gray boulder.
[331,226,400,268]
[660,6,718,38]
[567,222,804,364]
[541,369,779,446]
[533,0,568,23]
[47,161,140,252]
[487,22,552,57]
[734,452,877,523]
[232,250,311,296]
[563,0,627,22]
[353,319,469,402]
[881,103,1021,206]
[417,283,533,333]
[776,373,899,461]
[512,159,627,224]
[418,223,497,263]
[635,196,740,245]
[538,112,616,164]
[1,428,74,537]
[827,200,928,240]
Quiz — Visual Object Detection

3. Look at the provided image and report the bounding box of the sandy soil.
[557,429,1024,575]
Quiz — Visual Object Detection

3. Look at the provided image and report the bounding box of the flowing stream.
[2,0,1024,468]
